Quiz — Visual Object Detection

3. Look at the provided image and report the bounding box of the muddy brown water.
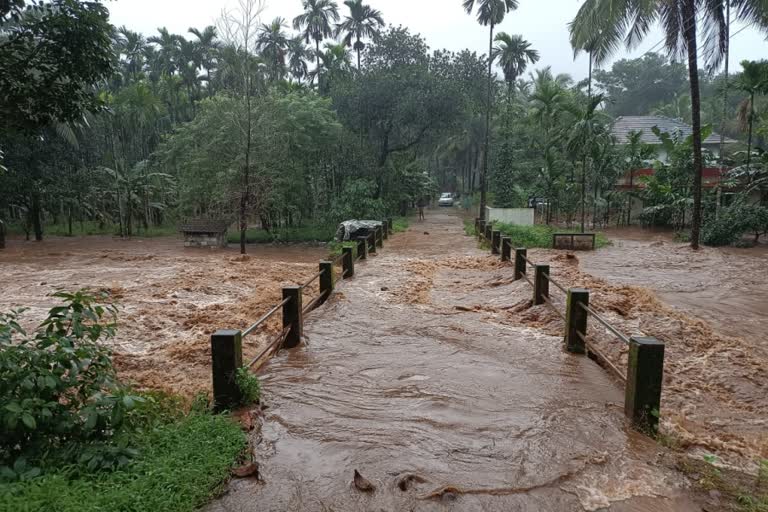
[0,235,328,396]
[207,212,697,512]
[580,228,768,350]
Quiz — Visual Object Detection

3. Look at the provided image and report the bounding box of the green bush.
[703,198,768,246]
[0,291,145,479]
[227,224,336,244]
[235,368,261,404]
[492,223,610,249]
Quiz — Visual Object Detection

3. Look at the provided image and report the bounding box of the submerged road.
[207,211,698,512]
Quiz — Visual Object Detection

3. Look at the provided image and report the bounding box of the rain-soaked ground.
[208,211,699,512]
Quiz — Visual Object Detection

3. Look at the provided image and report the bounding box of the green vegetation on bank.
[0,292,245,512]
[465,220,609,249]
[227,225,337,244]
[5,221,179,239]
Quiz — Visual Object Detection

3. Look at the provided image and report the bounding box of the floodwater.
[208,212,698,512]
[0,235,327,396]
[580,228,768,352]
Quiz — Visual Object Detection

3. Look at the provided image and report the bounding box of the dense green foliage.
[481,222,609,249]
[0,413,244,512]
[0,291,144,478]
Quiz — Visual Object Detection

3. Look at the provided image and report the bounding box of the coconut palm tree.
[257,17,290,82]
[570,0,768,249]
[735,59,768,170]
[492,32,539,100]
[462,0,518,220]
[336,0,384,70]
[293,0,340,89]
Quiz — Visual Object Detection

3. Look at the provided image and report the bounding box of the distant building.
[611,115,738,164]
[179,219,230,248]
[611,116,741,221]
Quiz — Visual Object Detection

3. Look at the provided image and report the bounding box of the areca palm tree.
[570,0,768,249]
[736,60,768,171]
[189,26,220,95]
[117,27,147,82]
[336,0,384,70]
[462,0,519,220]
[148,27,181,76]
[257,17,290,82]
[287,36,314,84]
[309,42,352,93]
[293,0,340,89]
[492,32,539,101]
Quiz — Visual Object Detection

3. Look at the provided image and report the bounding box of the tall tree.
[735,60,768,171]
[257,17,289,82]
[462,0,519,220]
[188,26,220,96]
[335,0,384,70]
[287,35,313,84]
[570,0,768,249]
[491,32,539,98]
[293,0,339,90]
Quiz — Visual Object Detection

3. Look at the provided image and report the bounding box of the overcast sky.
[108,0,768,80]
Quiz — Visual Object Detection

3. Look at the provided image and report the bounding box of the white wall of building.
[486,207,534,226]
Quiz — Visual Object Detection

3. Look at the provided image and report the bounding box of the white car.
[438,193,454,207]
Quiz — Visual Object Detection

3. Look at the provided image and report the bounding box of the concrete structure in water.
[179,219,230,248]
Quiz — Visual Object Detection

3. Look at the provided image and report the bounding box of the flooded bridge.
[207,211,698,512]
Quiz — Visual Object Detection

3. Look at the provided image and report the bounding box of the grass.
[227,225,336,244]
[0,412,245,512]
[5,221,179,238]
[490,222,610,249]
[676,456,768,511]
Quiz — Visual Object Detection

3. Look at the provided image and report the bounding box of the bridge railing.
[210,218,393,411]
[475,218,664,435]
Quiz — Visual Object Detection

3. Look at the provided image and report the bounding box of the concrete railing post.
[368,233,377,254]
[484,224,492,242]
[381,220,389,240]
[342,246,355,278]
[514,248,527,280]
[501,237,511,262]
[478,220,486,240]
[564,288,589,354]
[533,264,549,305]
[356,237,368,260]
[625,337,665,434]
[0,220,5,249]
[211,329,243,412]
[491,230,501,255]
[387,218,393,234]
[318,260,334,305]
[282,286,303,349]
[376,226,383,248]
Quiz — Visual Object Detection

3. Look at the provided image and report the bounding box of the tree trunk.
[31,189,43,241]
[747,91,755,170]
[716,0,730,218]
[683,0,704,250]
[316,39,322,91]
[581,156,586,233]
[479,22,494,221]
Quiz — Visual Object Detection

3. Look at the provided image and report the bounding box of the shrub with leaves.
[702,196,768,246]
[0,290,141,480]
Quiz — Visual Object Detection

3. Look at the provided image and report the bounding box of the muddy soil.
[0,235,327,397]
[208,212,700,512]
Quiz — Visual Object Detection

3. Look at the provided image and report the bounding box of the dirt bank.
[0,236,327,397]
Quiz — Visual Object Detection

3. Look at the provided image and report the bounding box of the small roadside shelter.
[179,219,230,248]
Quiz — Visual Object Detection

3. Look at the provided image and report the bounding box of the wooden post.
[387,218,393,234]
[381,220,389,240]
[533,264,549,305]
[478,220,486,241]
[282,286,303,349]
[211,329,243,412]
[564,288,589,354]
[342,246,355,278]
[376,226,383,248]
[514,248,527,280]
[491,230,501,255]
[501,237,511,262]
[318,260,334,305]
[485,224,492,242]
[368,233,377,254]
[356,237,368,260]
[625,337,665,434]
[0,220,5,249]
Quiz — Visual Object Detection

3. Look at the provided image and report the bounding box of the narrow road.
[208,211,697,512]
